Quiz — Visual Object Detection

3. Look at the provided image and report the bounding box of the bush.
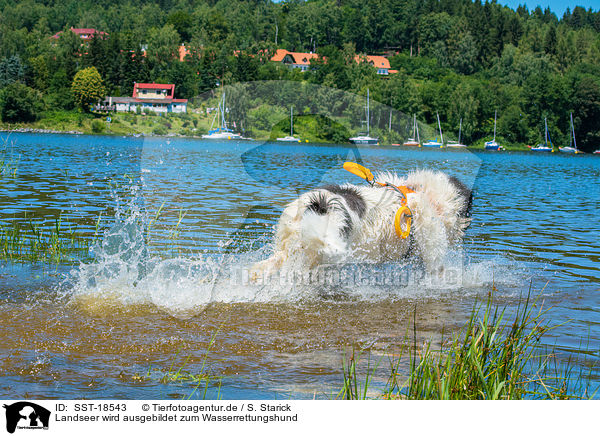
[0,83,44,123]
[153,125,167,136]
[91,119,105,133]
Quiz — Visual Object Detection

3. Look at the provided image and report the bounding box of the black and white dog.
[250,169,472,279]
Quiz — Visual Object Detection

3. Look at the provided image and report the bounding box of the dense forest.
[0,0,599,150]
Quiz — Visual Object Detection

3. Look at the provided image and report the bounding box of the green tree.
[0,82,43,123]
[167,10,193,42]
[0,55,26,87]
[233,52,260,83]
[146,24,181,74]
[544,25,558,56]
[71,66,106,112]
[571,74,600,152]
[28,55,49,91]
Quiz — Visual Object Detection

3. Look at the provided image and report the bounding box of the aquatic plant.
[0,138,19,178]
[0,213,95,263]
[337,348,379,400]
[133,330,222,400]
[341,291,597,400]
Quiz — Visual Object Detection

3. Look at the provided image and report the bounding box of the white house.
[103,83,188,114]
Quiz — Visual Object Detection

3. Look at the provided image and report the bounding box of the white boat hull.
[349,136,378,145]
[559,147,581,154]
[531,146,553,152]
[276,136,301,142]
[202,131,243,140]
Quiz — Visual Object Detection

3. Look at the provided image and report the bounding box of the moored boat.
[446,118,467,148]
[402,114,421,146]
[422,112,444,147]
[559,112,583,154]
[530,118,553,152]
[349,89,378,145]
[485,111,502,150]
[276,107,301,142]
[202,92,245,140]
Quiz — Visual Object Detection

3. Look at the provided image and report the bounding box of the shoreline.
[0,128,554,151]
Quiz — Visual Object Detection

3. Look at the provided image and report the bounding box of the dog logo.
[3,402,50,433]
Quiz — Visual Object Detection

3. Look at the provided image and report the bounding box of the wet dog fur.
[250,169,472,280]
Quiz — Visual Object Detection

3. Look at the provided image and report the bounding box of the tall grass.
[341,291,597,400]
[0,213,95,263]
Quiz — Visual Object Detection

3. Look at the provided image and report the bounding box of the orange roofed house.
[355,55,397,76]
[102,83,188,114]
[271,49,319,72]
[271,49,397,75]
[51,27,109,41]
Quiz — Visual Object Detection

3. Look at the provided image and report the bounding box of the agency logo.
[3,402,50,434]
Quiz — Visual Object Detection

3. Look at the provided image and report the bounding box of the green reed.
[0,213,95,263]
[341,290,597,400]
[0,201,192,265]
[133,330,222,400]
[337,348,379,400]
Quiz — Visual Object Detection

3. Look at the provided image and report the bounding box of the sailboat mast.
[458,118,462,144]
[571,112,577,150]
[416,116,420,143]
[221,92,227,130]
[366,89,370,137]
[493,110,497,141]
[290,106,293,136]
[437,112,443,144]
[545,117,548,146]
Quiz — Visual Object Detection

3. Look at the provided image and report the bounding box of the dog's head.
[298,186,365,264]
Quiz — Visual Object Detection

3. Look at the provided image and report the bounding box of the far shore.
[0,126,533,150]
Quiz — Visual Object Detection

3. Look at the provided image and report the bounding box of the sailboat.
[446,118,468,148]
[559,112,582,154]
[349,89,379,145]
[530,118,553,152]
[402,114,421,146]
[422,112,444,147]
[277,107,301,142]
[484,111,501,150]
[202,92,243,140]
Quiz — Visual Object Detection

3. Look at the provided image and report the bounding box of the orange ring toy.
[394,205,412,239]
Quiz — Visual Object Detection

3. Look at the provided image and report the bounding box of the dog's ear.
[448,176,472,218]
[306,193,329,215]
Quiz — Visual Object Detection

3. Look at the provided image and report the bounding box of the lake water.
[1,132,599,399]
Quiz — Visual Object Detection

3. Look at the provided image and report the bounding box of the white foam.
[65,204,526,318]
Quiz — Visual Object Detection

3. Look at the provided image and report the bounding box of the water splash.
[66,201,526,319]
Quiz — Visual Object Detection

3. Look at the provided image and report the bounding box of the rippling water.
[0,132,598,399]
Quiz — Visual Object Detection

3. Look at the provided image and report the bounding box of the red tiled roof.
[51,27,108,39]
[272,49,392,71]
[133,98,187,104]
[271,49,319,66]
[355,55,391,70]
[107,97,187,104]
[271,49,289,62]
[133,83,175,98]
